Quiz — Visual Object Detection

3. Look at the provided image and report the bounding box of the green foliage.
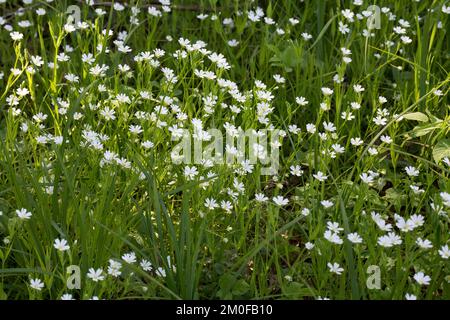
[0,0,448,300]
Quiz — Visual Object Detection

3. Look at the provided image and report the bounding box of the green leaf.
[232,279,250,296]
[383,188,407,208]
[402,112,429,122]
[217,273,237,299]
[283,282,315,299]
[433,139,450,163]
[219,273,236,292]
[214,263,225,275]
[406,123,440,138]
[280,46,301,68]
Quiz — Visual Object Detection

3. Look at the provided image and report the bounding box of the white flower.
[405,293,417,300]
[289,17,299,25]
[273,196,289,206]
[313,171,328,182]
[129,125,143,135]
[443,4,450,14]
[332,144,345,154]
[347,232,363,244]
[324,230,343,245]
[142,140,154,149]
[53,238,70,251]
[149,6,162,17]
[440,192,450,207]
[405,166,419,177]
[323,122,336,132]
[140,259,153,271]
[107,259,122,277]
[306,123,316,134]
[371,211,392,231]
[220,200,233,213]
[264,17,275,25]
[416,238,433,249]
[64,24,76,33]
[30,278,44,291]
[204,198,218,210]
[290,165,303,176]
[409,214,424,229]
[350,102,361,110]
[227,39,239,47]
[360,172,374,184]
[156,267,166,277]
[338,21,350,34]
[321,200,334,208]
[341,10,354,22]
[350,137,364,146]
[288,124,301,134]
[377,232,402,247]
[327,262,344,275]
[273,74,285,83]
[378,96,387,104]
[31,55,44,67]
[301,32,312,40]
[401,36,412,44]
[353,84,365,93]
[10,31,24,41]
[413,272,431,286]
[295,96,309,106]
[53,136,63,145]
[321,87,333,96]
[61,293,74,300]
[284,275,293,282]
[87,268,105,282]
[438,245,450,259]
[301,208,310,216]
[184,166,198,180]
[64,73,79,83]
[16,208,32,220]
[380,135,393,144]
[255,193,268,202]
[410,185,424,195]
[113,3,125,11]
[36,8,47,16]
[16,87,29,97]
[395,215,414,232]
[341,111,354,120]
[122,252,137,264]
[305,242,315,250]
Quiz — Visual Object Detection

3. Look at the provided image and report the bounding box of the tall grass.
[0,0,449,300]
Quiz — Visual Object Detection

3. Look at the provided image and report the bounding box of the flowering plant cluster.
[0,0,448,300]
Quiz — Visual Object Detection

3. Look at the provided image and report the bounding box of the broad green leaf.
[280,46,301,68]
[383,188,407,208]
[284,282,315,299]
[232,279,250,295]
[433,139,450,163]
[405,123,441,138]
[402,112,429,122]
[219,273,236,292]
